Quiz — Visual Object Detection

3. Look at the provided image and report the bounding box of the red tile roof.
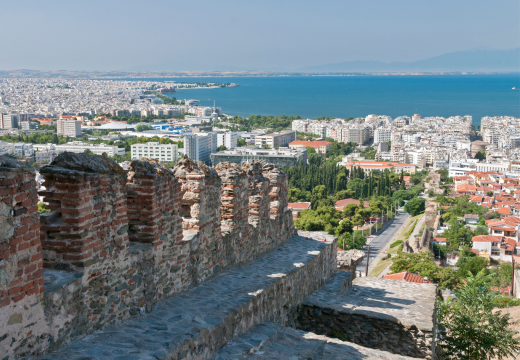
[472,235,504,243]
[287,202,311,210]
[384,271,431,284]
[334,198,369,209]
[497,207,512,215]
[289,141,331,147]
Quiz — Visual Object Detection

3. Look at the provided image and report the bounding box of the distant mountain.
[297,48,520,73]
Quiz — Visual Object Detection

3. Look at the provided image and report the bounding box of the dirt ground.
[493,306,520,360]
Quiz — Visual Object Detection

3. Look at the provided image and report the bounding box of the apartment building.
[374,128,393,144]
[254,130,296,149]
[210,147,307,168]
[35,150,55,164]
[0,114,19,129]
[57,119,82,137]
[131,142,178,163]
[184,132,218,165]
[217,132,238,149]
[55,142,125,156]
[345,127,370,145]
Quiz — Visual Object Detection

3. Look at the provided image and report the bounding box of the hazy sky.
[1,0,519,71]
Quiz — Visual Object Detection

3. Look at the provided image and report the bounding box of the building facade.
[57,119,82,137]
[254,130,296,149]
[131,142,178,163]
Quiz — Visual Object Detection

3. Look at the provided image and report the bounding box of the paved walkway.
[37,232,336,360]
[408,214,425,252]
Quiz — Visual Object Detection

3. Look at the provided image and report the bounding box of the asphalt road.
[356,210,409,273]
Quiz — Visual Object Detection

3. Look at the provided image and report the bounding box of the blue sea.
[130,74,520,127]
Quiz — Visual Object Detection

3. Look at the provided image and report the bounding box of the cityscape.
[1,1,520,359]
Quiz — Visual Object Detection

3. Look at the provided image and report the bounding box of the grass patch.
[331,330,351,342]
[390,240,403,248]
[369,258,393,277]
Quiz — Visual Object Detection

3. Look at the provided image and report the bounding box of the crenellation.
[39,152,129,270]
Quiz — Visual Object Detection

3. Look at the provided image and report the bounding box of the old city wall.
[0,154,296,358]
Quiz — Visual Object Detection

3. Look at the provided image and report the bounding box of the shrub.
[390,240,403,248]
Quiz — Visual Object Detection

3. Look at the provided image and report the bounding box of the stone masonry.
[0,154,297,359]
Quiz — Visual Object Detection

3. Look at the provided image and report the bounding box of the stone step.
[212,322,417,360]
[295,274,437,359]
[37,231,337,360]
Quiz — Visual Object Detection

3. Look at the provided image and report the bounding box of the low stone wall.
[0,154,297,359]
[296,274,437,359]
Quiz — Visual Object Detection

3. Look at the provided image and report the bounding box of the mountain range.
[296,48,520,73]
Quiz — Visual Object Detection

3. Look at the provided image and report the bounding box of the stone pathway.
[36,232,336,360]
[213,322,417,360]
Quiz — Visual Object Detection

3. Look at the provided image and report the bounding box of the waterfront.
[148,74,520,127]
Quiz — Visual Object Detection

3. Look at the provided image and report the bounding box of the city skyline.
[1,0,519,71]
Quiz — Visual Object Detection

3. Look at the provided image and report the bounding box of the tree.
[456,256,487,278]
[308,153,323,166]
[237,138,247,147]
[136,125,153,132]
[335,219,353,237]
[84,149,94,155]
[343,203,358,218]
[217,145,227,151]
[404,197,425,216]
[437,270,520,360]
[486,191,494,197]
[306,146,316,155]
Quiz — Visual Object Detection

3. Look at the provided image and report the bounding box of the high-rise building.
[131,142,178,163]
[0,114,19,129]
[57,119,82,137]
[217,132,238,149]
[184,132,218,165]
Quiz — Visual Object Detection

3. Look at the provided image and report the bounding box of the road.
[356,210,409,274]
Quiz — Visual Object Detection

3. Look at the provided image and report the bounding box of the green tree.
[136,124,153,132]
[84,149,94,155]
[38,202,51,214]
[343,203,358,218]
[437,270,520,360]
[237,138,247,147]
[456,256,487,278]
[486,191,494,197]
[217,145,227,151]
[474,150,486,161]
[404,197,425,216]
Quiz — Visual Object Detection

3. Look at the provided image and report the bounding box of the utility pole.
[365,245,370,277]
[513,258,516,296]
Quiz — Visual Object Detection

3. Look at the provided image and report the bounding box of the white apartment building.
[57,119,82,137]
[374,128,392,144]
[55,142,125,156]
[345,127,370,145]
[217,132,238,149]
[35,150,55,164]
[255,130,296,149]
[13,143,34,157]
[448,159,479,177]
[131,142,179,163]
[185,132,218,165]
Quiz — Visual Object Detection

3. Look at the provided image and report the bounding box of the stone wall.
[0,154,297,359]
[296,275,437,359]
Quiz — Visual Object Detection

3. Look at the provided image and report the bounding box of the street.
[356,210,409,273]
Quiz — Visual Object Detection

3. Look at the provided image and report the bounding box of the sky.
[1,0,519,71]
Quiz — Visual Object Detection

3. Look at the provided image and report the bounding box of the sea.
[124,74,520,128]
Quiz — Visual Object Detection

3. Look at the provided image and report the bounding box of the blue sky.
[1,0,519,71]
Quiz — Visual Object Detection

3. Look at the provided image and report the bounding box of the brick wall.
[0,157,44,358]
